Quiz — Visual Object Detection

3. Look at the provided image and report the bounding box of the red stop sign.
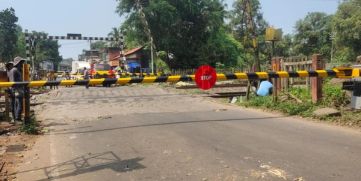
[195,65,217,90]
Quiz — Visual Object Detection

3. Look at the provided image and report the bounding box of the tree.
[293,12,333,60]
[15,25,26,57]
[0,8,19,62]
[333,0,361,62]
[108,27,123,47]
[229,0,269,70]
[117,0,239,68]
[274,34,294,57]
[199,29,246,67]
[90,41,107,50]
[30,32,62,70]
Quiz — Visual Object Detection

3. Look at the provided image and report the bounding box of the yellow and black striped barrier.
[0,69,355,88]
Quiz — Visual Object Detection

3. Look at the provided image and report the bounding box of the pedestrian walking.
[51,71,58,89]
[8,57,25,123]
[46,71,53,89]
[5,62,15,121]
[83,67,90,89]
[65,71,72,87]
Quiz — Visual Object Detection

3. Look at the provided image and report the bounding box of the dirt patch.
[0,89,46,181]
[0,131,38,181]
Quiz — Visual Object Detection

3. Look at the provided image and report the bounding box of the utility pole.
[136,0,155,74]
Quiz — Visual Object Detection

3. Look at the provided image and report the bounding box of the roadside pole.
[272,57,281,102]
[5,91,10,122]
[311,54,324,103]
[23,64,31,124]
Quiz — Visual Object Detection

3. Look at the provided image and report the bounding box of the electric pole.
[136,0,155,74]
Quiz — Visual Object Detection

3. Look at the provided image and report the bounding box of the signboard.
[265,28,282,41]
[195,65,217,90]
[67,33,82,39]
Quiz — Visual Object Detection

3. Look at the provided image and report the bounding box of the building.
[105,47,121,67]
[71,61,90,74]
[78,50,103,64]
[112,46,149,72]
[39,61,54,71]
[58,58,73,72]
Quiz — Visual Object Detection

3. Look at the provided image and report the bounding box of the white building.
[39,61,54,71]
[71,61,90,74]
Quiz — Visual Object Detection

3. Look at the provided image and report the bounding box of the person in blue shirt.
[257,79,273,96]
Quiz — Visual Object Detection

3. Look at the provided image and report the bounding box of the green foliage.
[242,94,314,116]
[15,26,26,57]
[31,31,62,70]
[116,0,361,69]
[273,34,294,57]
[333,47,356,63]
[90,41,107,50]
[117,0,241,69]
[199,30,246,67]
[276,102,314,116]
[241,82,349,118]
[322,82,348,107]
[293,12,333,59]
[155,51,171,73]
[243,96,274,108]
[289,87,312,101]
[228,0,269,70]
[0,8,19,62]
[20,118,39,135]
[333,0,361,62]
[108,27,123,47]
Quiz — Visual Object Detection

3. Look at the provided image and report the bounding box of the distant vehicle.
[91,63,115,79]
[56,71,65,79]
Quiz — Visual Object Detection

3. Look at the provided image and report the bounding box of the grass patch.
[240,94,315,116]
[20,116,40,135]
[240,81,349,119]
[321,83,349,107]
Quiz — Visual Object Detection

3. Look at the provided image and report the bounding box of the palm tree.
[108,27,122,47]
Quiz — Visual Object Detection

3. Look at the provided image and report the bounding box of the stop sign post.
[195,65,217,90]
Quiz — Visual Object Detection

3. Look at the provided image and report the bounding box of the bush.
[242,96,273,108]
[20,117,39,134]
[322,82,348,107]
[289,87,311,101]
[241,87,315,117]
[276,102,314,116]
[241,81,349,118]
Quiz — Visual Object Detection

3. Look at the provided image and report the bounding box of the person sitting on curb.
[256,79,273,96]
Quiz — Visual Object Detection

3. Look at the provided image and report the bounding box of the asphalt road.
[16,85,361,181]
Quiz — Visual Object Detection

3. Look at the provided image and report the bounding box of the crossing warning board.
[195,65,217,90]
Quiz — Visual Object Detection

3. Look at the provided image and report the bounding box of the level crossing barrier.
[0,69,355,88]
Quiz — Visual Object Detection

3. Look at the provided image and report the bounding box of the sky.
[0,0,339,60]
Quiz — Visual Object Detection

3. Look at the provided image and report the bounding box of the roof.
[124,46,144,56]
[112,46,144,60]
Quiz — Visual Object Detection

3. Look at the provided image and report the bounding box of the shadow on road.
[51,116,288,135]
[15,151,145,180]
